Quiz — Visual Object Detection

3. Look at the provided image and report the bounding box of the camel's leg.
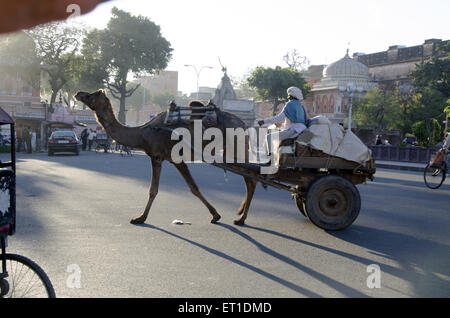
[130,157,162,224]
[234,177,257,226]
[173,162,221,223]
[237,176,251,215]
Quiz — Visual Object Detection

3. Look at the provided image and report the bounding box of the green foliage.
[0,145,11,153]
[410,43,450,99]
[62,53,108,107]
[409,43,450,127]
[247,66,310,101]
[82,7,172,123]
[26,22,83,105]
[353,88,398,130]
[445,99,450,114]
[354,43,449,138]
[247,66,310,114]
[411,119,441,147]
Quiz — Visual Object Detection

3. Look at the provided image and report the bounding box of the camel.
[75,89,257,226]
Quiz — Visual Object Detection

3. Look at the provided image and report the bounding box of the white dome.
[323,52,370,81]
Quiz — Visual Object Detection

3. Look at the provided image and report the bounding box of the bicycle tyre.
[1,253,56,298]
[424,163,446,190]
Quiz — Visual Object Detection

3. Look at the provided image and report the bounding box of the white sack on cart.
[296,116,372,164]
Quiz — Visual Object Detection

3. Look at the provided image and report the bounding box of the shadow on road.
[330,225,450,297]
[136,223,324,297]
[135,222,373,297]
[218,223,369,297]
[240,223,450,297]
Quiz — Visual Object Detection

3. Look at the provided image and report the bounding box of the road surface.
[6,150,450,298]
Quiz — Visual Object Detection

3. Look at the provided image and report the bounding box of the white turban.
[287,87,304,100]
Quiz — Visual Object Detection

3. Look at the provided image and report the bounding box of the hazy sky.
[75,0,450,95]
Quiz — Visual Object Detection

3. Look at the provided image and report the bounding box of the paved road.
[6,150,450,298]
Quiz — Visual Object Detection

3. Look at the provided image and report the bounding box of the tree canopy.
[354,43,449,142]
[247,66,310,114]
[0,31,40,87]
[82,7,172,123]
[26,22,83,105]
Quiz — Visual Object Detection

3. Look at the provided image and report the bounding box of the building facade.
[0,74,99,149]
[307,51,376,125]
[135,70,178,97]
[0,74,43,131]
[353,38,449,89]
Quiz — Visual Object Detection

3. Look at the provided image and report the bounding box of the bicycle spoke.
[3,255,55,298]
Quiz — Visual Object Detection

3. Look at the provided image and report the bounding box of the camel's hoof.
[130,217,146,225]
[211,214,221,224]
[233,219,246,226]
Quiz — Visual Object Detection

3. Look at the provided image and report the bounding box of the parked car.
[48,130,81,156]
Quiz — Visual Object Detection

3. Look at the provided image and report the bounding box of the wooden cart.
[165,103,376,231]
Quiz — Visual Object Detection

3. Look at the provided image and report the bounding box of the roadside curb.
[375,162,425,172]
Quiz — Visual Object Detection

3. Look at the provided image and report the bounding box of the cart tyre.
[305,175,361,231]
[294,194,307,217]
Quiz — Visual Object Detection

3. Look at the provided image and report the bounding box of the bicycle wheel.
[424,163,446,189]
[1,254,55,298]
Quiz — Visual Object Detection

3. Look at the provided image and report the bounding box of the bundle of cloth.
[279,115,372,165]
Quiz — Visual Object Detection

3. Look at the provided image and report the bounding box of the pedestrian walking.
[16,125,23,152]
[81,128,88,151]
[24,126,32,154]
[87,129,96,151]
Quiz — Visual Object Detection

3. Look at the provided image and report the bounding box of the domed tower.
[310,50,376,125]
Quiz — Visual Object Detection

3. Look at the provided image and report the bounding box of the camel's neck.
[95,106,143,149]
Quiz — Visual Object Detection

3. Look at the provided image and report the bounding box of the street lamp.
[339,82,359,130]
[184,64,213,100]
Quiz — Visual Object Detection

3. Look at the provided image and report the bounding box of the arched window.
[329,95,335,113]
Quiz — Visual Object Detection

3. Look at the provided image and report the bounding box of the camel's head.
[74,90,108,112]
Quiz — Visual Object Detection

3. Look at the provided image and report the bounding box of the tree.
[409,42,450,128]
[26,22,83,105]
[0,31,40,88]
[283,49,310,72]
[353,84,432,137]
[411,42,449,99]
[412,119,441,147]
[82,7,172,124]
[247,66,310,115]
[62,53,107,108]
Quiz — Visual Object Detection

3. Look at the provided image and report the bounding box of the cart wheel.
[305,175,361,231]
[293,192,307,217]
